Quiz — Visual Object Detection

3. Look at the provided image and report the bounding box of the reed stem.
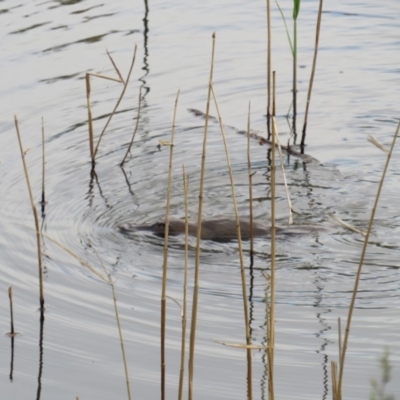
[178,167,189,400]
[121,87,143,166]
[8,287,14,335]
[211,83,253,399]
[188,33,216,400]
[161,89,180,400]
[14,115,44,310]
[41,117,46,214]
[301,0,323,147]
[266,0,272,138]
[337,117,400,399]
[247,103,254,258]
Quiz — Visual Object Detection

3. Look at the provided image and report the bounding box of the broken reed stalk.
[337,117,400,400]
[247,102,254,258]
[94,247,132,400]
[301,0,323,147]
[41,117,46,213]
[14,116,44,310]
[107,48,125,84]
[267,71,277,400]
[86,72,122,160]
[211,83,253,400]
[93,45,137,160]
[40,231,107,282]
[188,33,216,400]
[8,287,15,335]
[271,118,293,225]
[161,89,180,400]
[178,166,189,400]
[266,0,272,137]
[121,87,143,166]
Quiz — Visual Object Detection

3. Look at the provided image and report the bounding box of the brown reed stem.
[188,33,216,400]
[107,48,125,84]
[211,83,253,400]
[41,117,46,213]
[86,73,95,162]
[267,71,277,400]
[247,102,254,258]
[161,89,180,400]
[301,0,323,148]
[93,45,137,161]
[266,0,272,138]
[337,117,400,399]
[94,248,132,400]
[178,167,189,400]
[14,116,44,310]
[121,87,142,166]
[8,287,14,335]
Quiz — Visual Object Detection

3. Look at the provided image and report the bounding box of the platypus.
[119,217,325,242]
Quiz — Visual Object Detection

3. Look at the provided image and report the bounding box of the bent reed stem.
[337,117,400,399]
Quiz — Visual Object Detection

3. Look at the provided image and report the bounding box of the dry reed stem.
[93,45,137,160]
[211,83,253,399]
[301,0,323,146]
[40,232,107,282]
[8,287,15,335]
[267,72,277,400]
[86,70,125,161]
[161,89,180,400]
[337,118,400,399]
[188,33,216,400]
[14,115,44,310]
[329,214,366,236]
[331,361,338,400]
[368,135,389,154]
[213,340,267,350]
[121,87,143,166]
[266,0,272,137]
[247,102,254,257]
[271,117,293,225]
[93,247,132,400]
[107,49,126,84]
[178,167,189,400]
[338,317,342,370]
[41,117,46,211]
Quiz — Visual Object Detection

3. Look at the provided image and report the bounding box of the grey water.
[0,0,399,399]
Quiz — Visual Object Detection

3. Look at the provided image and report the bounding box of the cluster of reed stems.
[267,0,323,147]
[9,9,399,400]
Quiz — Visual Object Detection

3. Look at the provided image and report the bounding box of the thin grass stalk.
[86,73,95,161]
[267,72,277,400]
[161,89,180,400]
[41,117,46,213]
[121,87,143,166]
[14,116,44,310]
[188,33,216,400]
[178,167,189,400]
[292,0,300,133]
[266,0,272,137]
[93,45,137,160]
[271,118,293,224]
[301,0,323,147]
[211,84,253,400]
[292,17,297,131]
[337,117,400,399]
[338,317,342,370]
[247,102,254,257]
[8,287,15,335]
[94,248,132,400]
[40,232,107,282]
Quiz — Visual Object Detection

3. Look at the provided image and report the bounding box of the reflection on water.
[0,0,400,399]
